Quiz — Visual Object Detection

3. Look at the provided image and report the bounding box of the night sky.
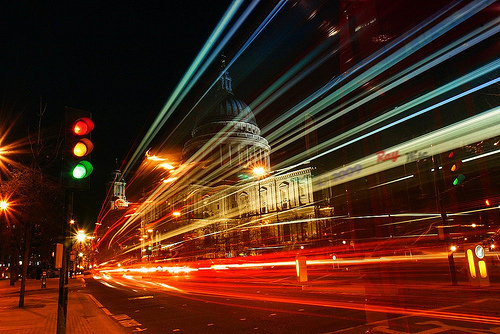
[1,1,234,227]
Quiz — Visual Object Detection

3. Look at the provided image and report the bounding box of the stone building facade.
[139,62,317,260]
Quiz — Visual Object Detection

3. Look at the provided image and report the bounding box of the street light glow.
[0,200,8,210]
[252,166,265,176]
[76,230,86,242]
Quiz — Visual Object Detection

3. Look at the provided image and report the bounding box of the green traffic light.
[72,160,94,179]
[453,174,465,186]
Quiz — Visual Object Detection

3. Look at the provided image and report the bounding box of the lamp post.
[253,167,265,216]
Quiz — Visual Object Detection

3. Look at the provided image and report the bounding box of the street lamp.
[0,198,12,219]
[76,230,86,243]
[252,167,266,216]
[253,166,269,250]
[252,167,265,177]
[253,165,269,244]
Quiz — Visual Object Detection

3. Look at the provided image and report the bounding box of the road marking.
[87,294,104,308]
[331,298,500,333]
[113,314,131,321]
[102,307,113,316]
[87,292,143,329]
[87,293,114,317]
[369,320,500,334]
[112,314,142,327]
[128,295,154,300]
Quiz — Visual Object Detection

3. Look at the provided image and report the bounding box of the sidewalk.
[0,276,126,334]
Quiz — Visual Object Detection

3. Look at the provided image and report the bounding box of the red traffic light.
[73,118,94,136]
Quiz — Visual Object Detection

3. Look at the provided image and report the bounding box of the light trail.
[96,262,500,327]
[312,104,500,188]
[462,148,500,163]
[262,0,486,141]
[158,0,288,151]
[274,61,500,174]
[268,18,500,154]
[122,0,245,177]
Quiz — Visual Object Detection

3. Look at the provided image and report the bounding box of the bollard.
[465,245,490,287]
[41,271,47,288]
[296,256,308,282]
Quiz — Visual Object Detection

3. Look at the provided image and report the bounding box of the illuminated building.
[139,60,316,260]
[107,167,128,210]
[183,58,271,173]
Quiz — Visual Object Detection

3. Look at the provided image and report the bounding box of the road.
[84,254,500,333]
[85,275,367,333]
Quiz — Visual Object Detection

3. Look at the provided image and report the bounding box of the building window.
[279,182,290,209]
[239,192,249,217]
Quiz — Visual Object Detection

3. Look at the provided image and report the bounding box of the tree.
[0,97,64,307]
[1,165,64,306]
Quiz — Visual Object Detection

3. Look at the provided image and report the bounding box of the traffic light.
[65,107,94,190]
[447,150,465,187]
[146,243,152,256]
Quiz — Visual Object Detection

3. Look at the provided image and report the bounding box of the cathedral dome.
[196,93,257,127]
[182,58,270,172]
[191,65,260,138]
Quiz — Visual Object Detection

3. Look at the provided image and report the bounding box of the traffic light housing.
[64,107,94,190]
[447,150,465,187]
[146,243,152,256]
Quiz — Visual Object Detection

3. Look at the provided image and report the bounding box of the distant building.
[107,168,128,210]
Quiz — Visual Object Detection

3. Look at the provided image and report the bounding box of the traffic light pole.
[433,154,458,285]
[57,107,94,333]
[57,191,73,334]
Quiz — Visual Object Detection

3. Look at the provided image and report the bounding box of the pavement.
[0,276,126,334]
